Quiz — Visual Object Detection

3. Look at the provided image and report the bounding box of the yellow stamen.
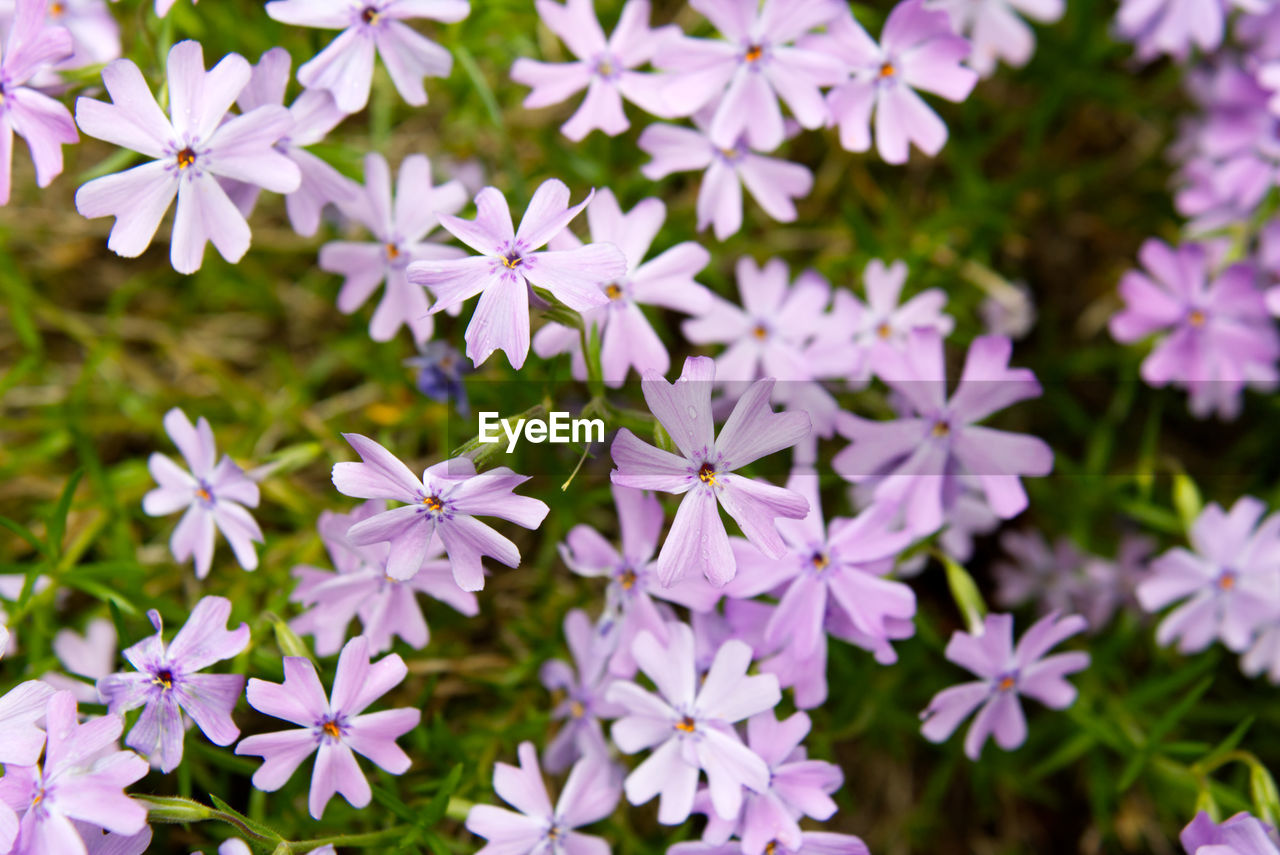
[49,1,64,15]
[422,495,444,512]
[812,552,829,571]
[196,487,212,502]
[176,147,197,170]
[752,325,768,340]
[1219,573,1236,590]
[675,716,696,733]
[997,676,1015,692]
[619,568,637,590]
[765,843,778,855]
[605,283,623,300]
[501,253,523,269]
[32,791,43,806]
[323,720,342,739]
[1189,309,1206,327]
[931,421,950,437]
[152,669,174,690]
[876,322,892,339]
[745,44,763,62]
[879,62,896,78]
[570,700,586,718]
[698,463,717,486]
[385,243,401,261]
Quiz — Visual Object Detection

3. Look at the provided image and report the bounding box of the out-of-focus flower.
[928,0,1063,77]
[41,618,116,704]
[75,40,300,273]
[96,597,248,773]
[1116,0,1259,61]
[534,189,712,386]
[76,822,152,855]
[1138,496,1280,654]
[237,636,421,820]
[809,0,977,163]
[331,434,550,590]
[671,833,870,855]
[1180,810,1280,855]
[405,340,472,415]
[0,0,78,205]
[321,152,467,343]
[264,0,470,112]
[920,611,1089,760]
[1110,239,1279,419]
[993,530,1087,614]
[540,609,624,773]
[653,0,846,150]
[847,259,954,380]
[512,0,677,140]
[835,329,1052,536]
[466,743,622,855]
[197,840,337,855]
[606,622,781,824]
[0,0,120,70]
[980,281,1037,340]
[611,355,811,586]
[291,501,479,656]
[142,408,262,578]
[407,179,625,368]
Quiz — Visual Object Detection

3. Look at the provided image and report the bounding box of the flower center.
[49,1,64,16]
[931,420,950,437]
[570,700,585,718]
[765,843,779,855]
[605,283,623,300]
[752,324,768,340]
[176,147,197,170]
[1188,309,1207,327]
[876,322,892,339]
[195,486,212,502]
[811,551,829,571]
[879,62,896,78]
[501,252,523,269]
[1218,570,1237,590]
[152,668,174,690]
[422,495,444,512]
[619,568,637,590]
[32,789,44,807]
[323,720,342,739]
[675,715,696,733]
[698,463,717,486]
[385,243,401,261]
[361,5,380,24]
[745,44,764,63]
[997,674,1016,692]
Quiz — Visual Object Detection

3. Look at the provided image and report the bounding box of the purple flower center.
[194,479,216,508]
[674,715,697,733]
[421,494,445,512]
[698,462,718,486]
[176,147,197,170]
[810,551,830,571]
[1187,308,1207,327]
[501,251,524,269]
[617,567,638,590]
[317,714,348,743]
[743,43,766,65]
[931,420,951,438]
[594,53,620,80]
[879,61,896,79]
[569,699,586,718]
[1218,569,1238,591]
[152,667,176,690]
[995,671,1018,692]
[360,5,380,24]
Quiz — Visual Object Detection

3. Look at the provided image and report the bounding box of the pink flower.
[928,0,1063,77]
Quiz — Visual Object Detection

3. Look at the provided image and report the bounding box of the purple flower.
[1138,496,1280,654]
[75,40,301,273]
[466,743,622,855]
[696,710,842,855]
[321,152,467,343]
[993,529,1087,615]
[920,611,1089,760]
[928,0,1063,77]
[76,822,152,855]
[606,621,779,824]
[638,116,813,240]
[0,0,78,205]
[611,355,811,586]
[511,0,677,140]
[559,485,721,676]
[846,258,954,382]
[671,833,870,855]
[1181,811,1280,855]
[1115,0,1255,61]
[0,680,56,771]
[265,0,470,112]
[834,328,1053,536]
[96,596,249,773]
[405,339,472,415]
[653,0,846,150]
[809,0,977,163]
[236,635,421,820]
[533,189,712,386]
[290,501,479,656]
[225,47,353,237]
[0,692,149,855]
[142,408,262,578]
[331,433,550,590]
[540,609,624,773]
[1110,239,1280,420]
[0,0,122,71]
[41,618,117,704]
[406,179,626,368]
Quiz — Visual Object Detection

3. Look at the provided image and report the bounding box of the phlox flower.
[466,743,622,855]
[1137,496,1280,654]
[405,340,471,415]
[236,635,421,820]
[321,152,467,343]
[638,115,813,240]
[142,408,262,578]
[920,611,1089,760]
[1181,810,1280,855]
[76,822,152,855]
[406,179,626,368]
[265,0,470,113]
[993,529,1087,615]
[610,355,811,586]
[96,596,249,773]
[0,692,149,855]
[808,0,977,163]
[0,680,56,769]
[533,189,713,386]
[1110,239,1279,420]
[1115,0,1262,61]
[0,0,78,205]
[671,833,870,855]
[653,0,846,150]
[512,0,677,140]
[0,575,52,658]
[201,842,336,855]
[928,0,1063,77]
[331,434,550,590]
[290,501,479,656]
[605,622,781,824]
[846,258,954,381]
[75,40,301,273]
[559,485,721,678]
[540,609,624,773]
[834,328,1052,536]
[0,0,119,70]
[41,618,116,704]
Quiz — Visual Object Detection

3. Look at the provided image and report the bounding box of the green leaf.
[0,516,47,560]
[653,422,677,456]
[1251,761,1280,826]
[421,763,465,827]
[1118,676,1214,791]
[1172,473,1203,532]
[209,793,285,843]
[46,468,83,560]
[939,553,987,634]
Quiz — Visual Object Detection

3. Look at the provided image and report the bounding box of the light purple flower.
[653,0,846,150]
[75,40,301,273]
[605,621,781,824]
[511,0,677,140]
[466,742,622,855]
[96,596,248,773]
[808,0,976,163]
[0,0,119,71]
[405,339,472,414]
[920,611,1089,760]
[834,328,1052,536]
[1110,239,1280,420]
[847,258,954,383]
[1116,0,1259,61]
[321,152,467,343]
[406,179,626,368]
[1181,810,1280,855]
[540,609,624,773]
[1137,496,1280,654]
[993,529,1087,614]
[225,47,353,237]
[611,355,811,586]
[264,0,470,113]
[236,635,421,820]
[532,189,712,386]
[41,618,116,704]
[559,485,721,678]
[331,434,550,590]
[696,710,842,855]
[928,0,1063,77]
[0,692,149,855]
[76,821,152,855]
[0,0,78,205]
[142,408,262,578]
[671,833,870,855]
[638,116,813,240]
[0,680,56,774]
[290,501,479,656]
